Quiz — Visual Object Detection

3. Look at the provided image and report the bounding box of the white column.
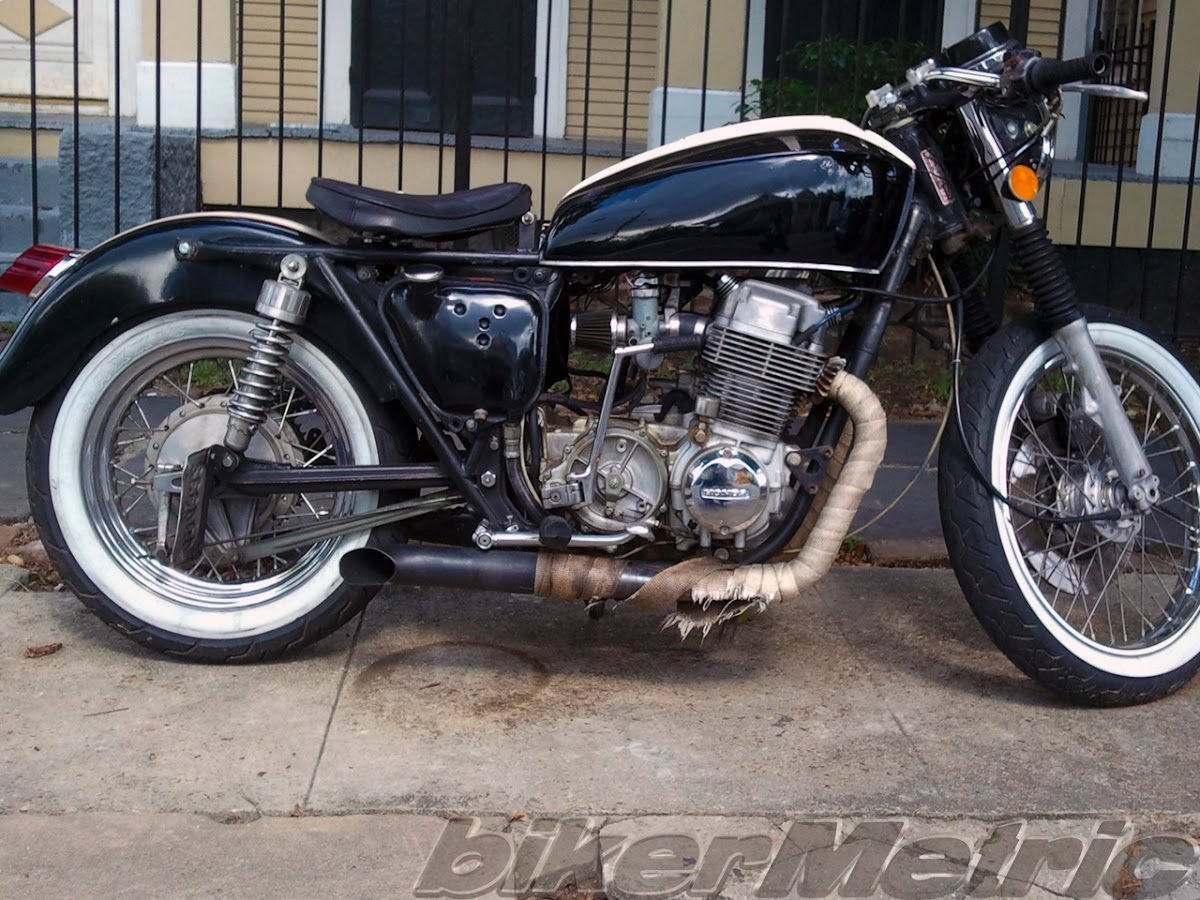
[941,0,979,46]
[1056,0,1097,162]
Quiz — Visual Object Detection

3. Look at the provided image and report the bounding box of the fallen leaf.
[11,540,47,564]
[291,804,305,818]
[509,811,529,823]
[25,643,62,659]
[7,554,24,567]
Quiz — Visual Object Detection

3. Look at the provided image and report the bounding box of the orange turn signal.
[1008,165,1041,202]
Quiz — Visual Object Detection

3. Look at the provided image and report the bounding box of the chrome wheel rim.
[49,314,378,638]
[993,323,1200,677]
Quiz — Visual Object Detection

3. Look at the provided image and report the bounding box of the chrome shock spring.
[224,320,295,450]
[224,254,312,453]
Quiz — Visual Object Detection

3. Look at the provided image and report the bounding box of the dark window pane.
[352,0,537,137]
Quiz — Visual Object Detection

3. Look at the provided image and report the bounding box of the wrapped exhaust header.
[534,365,887,635]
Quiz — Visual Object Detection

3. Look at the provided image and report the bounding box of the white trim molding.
[647,87,745,148]
[321,0,352,127]
[116,0,141,119]
[1054,0,1096,161]
[135,61,237,129]
[1138,113,1200,179]
[533,0,570,139]
[941,0,978,46]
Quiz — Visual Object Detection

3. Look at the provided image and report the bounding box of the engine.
[541,276,832,549]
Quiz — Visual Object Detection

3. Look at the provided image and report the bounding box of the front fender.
[0,213,400,414]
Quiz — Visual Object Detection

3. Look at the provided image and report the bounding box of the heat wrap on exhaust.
[534,369,887,636]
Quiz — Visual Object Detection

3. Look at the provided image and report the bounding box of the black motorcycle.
[1,24,1191,706]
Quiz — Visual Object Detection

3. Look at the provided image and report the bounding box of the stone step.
[0,157,60,210]
[0,204,61,254]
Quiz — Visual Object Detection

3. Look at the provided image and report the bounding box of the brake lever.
[1061,83,1149,102]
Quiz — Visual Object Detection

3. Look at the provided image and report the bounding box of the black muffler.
[341,545,539,592]
[340,544,656,600]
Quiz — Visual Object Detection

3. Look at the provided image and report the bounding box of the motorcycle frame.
[0,199,936,554]
[186,215,933,553]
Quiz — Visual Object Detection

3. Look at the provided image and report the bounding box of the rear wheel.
[939,308,1200,705]
[28,311,395,661]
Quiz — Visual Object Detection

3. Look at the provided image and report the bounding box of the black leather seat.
[306,177,532,239]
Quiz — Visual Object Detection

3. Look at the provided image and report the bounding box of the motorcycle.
[0,23,1190,706]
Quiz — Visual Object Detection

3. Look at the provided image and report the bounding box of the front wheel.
[939,308,1200,705]
[29,310,397,662]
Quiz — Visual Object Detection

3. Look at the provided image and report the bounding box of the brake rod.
[211,492,465,564]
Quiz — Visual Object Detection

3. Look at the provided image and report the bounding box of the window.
[350,0,538,136]
[757,0,945,118]
[1088,0,1154,166]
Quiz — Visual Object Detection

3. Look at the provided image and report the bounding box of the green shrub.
[739,36,927,122]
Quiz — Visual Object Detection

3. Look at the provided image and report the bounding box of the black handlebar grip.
[1026,52,1110,94]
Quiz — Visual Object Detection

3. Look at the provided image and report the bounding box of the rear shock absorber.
[224,254,312,453]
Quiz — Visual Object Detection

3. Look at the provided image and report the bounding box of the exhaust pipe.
[342,366,885,636]
[342,545,537,592]
[340,543,658,597]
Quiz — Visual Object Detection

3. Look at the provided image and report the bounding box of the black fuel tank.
[543,117,915,274]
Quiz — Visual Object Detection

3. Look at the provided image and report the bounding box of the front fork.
[955,100,1159,512]
[1018,230,1161,511]
[1002,204,1160,512]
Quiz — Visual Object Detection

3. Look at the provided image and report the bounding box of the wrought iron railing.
[1,0,1198,336]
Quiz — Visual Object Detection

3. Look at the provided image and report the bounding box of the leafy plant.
[739,36,927,122]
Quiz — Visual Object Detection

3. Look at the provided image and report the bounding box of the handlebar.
[1024,52,1110,94]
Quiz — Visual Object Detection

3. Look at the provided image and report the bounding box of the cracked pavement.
[2,563,1198,896]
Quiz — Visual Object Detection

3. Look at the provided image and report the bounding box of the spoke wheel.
[939,308,1200,705]
[29,312,397,661]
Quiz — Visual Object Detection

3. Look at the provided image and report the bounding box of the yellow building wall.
[142,0,235,63]
[240,0,321,125]
[1043,178,1200,251]
[657,0,746,90]
[979,0,1063,56]
[566,0,659,141]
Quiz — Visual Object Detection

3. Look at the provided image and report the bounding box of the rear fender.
[0,213,403,414]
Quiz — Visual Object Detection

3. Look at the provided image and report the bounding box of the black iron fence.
[2,0,1199,336]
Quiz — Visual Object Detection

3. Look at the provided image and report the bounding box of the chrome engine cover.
[680,445,769,536]
[669,421,792,547]
[539,417,682,533]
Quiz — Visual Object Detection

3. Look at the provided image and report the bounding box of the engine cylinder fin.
[700,324,827,439]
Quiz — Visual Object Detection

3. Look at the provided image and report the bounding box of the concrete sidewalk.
[2,564,1199,896]
[4,416,1198,898]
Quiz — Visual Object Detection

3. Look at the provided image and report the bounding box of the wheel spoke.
[999,340,1200,655]
[83,340,364,595]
